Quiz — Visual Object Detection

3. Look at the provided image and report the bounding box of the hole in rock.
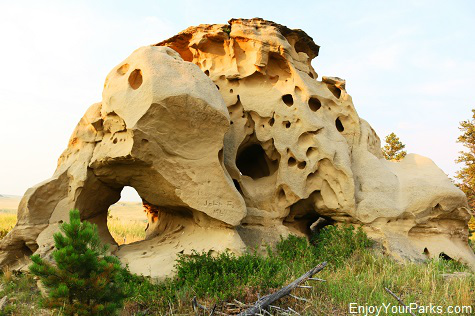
[297,161,306,169]
[308,97,321,112]
[236,143,273,179]
[216,85,220,90]
[288,157,297,167]
[439,252,453,261]
[423,248,430,257]
[278,188,286,200]
[128,69,143,90]
[21,242,34,257]
[107,186,147,245]
[282,94,294,106]
[230,89,233,93]
[284,192,334,237]
[326,83,341,99]
[269,117,275,126]
[283,121,291,128]
[117,63,129,75]
[335,118,344,132]
[309,72,314,79]
[233,179,243,194]
[204,70,210,76]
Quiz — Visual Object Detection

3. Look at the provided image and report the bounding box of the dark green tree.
[29,210,129,315]
[382,132,407,161]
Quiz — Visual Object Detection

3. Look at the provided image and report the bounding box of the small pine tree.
[30,210,129,315]
[455,109,475,211]
[382,132,407,161]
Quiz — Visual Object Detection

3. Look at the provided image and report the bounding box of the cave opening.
[106,186,147,245]
[439,252,453,261]
[284,192,335,238]
[236,143,276,180]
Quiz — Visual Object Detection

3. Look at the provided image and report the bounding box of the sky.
[0,0,474,201]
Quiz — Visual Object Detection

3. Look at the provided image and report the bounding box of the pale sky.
[0,1,474,201]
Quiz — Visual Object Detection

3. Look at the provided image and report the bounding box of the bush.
[29,210,130,315]
[310,225,374,268]
[124,224,374,308]
[174,250,284,300]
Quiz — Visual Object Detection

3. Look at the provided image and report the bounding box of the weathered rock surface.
[1,18,473,277]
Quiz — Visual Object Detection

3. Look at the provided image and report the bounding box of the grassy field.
[107,216,146,245]
[0,213,474,315]
[0,213,17,239]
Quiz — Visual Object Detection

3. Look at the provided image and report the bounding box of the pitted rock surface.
[1,18,473,277]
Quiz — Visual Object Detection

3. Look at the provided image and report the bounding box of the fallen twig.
[384,287,417,316]
[236,262,327,316]
[192,262,327,316]
[307,277,326,282]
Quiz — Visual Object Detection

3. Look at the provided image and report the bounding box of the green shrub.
[310,224,374,268]
[29,210,130,315]
[134,225,373,304]
[174,250,284,300]
[120,224,376,314]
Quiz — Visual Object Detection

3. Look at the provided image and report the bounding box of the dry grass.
[107,216,147,245]
[470,216,475,242]
[0,213,17,239]
[0,209,147,245]
[306,250,475,315]
[2,265,13,283]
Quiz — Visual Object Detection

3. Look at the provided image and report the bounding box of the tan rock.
[1,18,473,277]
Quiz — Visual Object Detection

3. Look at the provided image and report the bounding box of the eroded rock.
[1,18,473,277]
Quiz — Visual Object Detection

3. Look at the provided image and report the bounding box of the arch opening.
[106,186,147,245]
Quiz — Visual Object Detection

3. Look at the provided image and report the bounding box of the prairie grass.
[308,251,474,315]
[0,213,17,239]
[0,212,147,245]
[107,216,146,245]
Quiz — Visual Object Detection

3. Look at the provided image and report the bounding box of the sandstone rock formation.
[1,18,473,277]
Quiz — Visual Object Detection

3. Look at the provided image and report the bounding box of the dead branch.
[384,287,417,316]
[236,262,327,316]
